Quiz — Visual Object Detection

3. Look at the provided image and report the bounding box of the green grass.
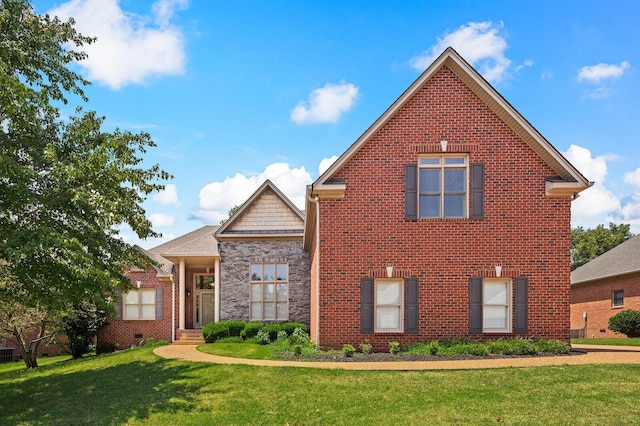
[1,346,640,425]
[572,337,640,346]
[197,342,279,360]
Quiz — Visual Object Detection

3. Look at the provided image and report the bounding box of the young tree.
[61,302,108,359]
[0,1,171,367]
[571,223,634,270]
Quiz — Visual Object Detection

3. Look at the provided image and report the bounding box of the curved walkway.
[154,344,640,371]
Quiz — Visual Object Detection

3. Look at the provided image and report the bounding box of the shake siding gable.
[314,64,574,350]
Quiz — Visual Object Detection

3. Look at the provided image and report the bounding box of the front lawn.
[2,345,640,425]
[572,337,640,346]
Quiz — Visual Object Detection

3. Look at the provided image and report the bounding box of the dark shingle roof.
[571,234,640,285]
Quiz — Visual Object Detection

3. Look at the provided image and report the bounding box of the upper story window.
[612,290,624,307]
[418,155,468,218]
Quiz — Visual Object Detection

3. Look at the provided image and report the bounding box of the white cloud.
[578,61,630,83]
[48,0,188,89]
[563,144,621,226]
[291,82,359,124]
[318,155,338,175]
[194,163,314,223]
[620,168,640,232]
[153,184,180,206]
[410,21,511,82]
[149,212,175,228]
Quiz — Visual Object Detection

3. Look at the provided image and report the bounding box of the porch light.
[440,140,448,152]
[495,265,502,277]
[186,288,191,297]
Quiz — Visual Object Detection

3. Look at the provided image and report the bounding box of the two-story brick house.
[303,47,591,350]
[98,47,589,352]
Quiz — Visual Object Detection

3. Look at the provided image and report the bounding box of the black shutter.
[470,163,485,219]
[361,278,374,334]
[514,276,528,334]
[114,288,122,320]
[469,277,483,334]
[156,287,164,320]
[405,164,418,220]
[405,277,419,334]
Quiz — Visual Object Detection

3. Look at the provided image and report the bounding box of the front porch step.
[175,329,205,344]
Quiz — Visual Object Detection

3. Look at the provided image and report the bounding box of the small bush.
[240,322,264,339]
[534,339,571,354]
[289,327,312,347]
[256,329,271,345]
[389,341,400,354]
[202,322,230,343]
[293,345,303,356]
[96,342,118,354]
[359,341,372,355]
[449,343,489,357]
[262,323,284,341]
[281,322,307,335]
[342,344,355,357]
[276,330,288,342]
[608,309,640,338]
[226,320,247,337]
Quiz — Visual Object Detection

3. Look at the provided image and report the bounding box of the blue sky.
[33,0,640,248]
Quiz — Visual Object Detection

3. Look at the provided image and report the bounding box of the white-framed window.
[375,279,403,332]
[612,290,624,307]
[483,279,512,332]
[418,155,468,218]
[250,263,288,321]
[124,289,156,320]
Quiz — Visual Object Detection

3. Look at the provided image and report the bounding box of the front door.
[195,291,215,328]
[194,274,215,328]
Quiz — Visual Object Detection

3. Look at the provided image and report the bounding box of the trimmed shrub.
[359,341,372,355]
[276,330,288,342]
[240,321,264,339]
[262,323,284,341]
[202,322,229,343]
[608,309,640,338]
[388,341,400,354]
[449,343,489,357]
[226,320,247,337]
[281,322,307,335]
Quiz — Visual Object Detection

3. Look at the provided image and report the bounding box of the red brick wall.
[316,65,573,350]
[571,273,640,338]
[98,268,174,349]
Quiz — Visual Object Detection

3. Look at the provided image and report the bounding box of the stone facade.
[219,239,310,326]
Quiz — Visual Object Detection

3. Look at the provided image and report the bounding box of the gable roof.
[304,47,592,250]
[150,225,219,259]
[215,180,305,239]
[312,47,591,194]
[133,245,173,277]
[571,234,640,285]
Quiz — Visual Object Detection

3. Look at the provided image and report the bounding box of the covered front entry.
[193,273,215,328]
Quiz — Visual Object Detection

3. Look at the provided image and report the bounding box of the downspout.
[171,275,176,342]
[307,192,321,348]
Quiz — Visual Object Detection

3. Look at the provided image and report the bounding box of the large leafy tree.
[571,223,634,270]
[0,0,171,367]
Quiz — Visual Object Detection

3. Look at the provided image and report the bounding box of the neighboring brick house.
[570,235,640,338]
[303,47,591,350]
[98,180,310,348]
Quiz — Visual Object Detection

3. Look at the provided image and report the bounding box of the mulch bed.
[276,350,585,363]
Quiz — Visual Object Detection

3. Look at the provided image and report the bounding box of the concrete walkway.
[154,343,640,371]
